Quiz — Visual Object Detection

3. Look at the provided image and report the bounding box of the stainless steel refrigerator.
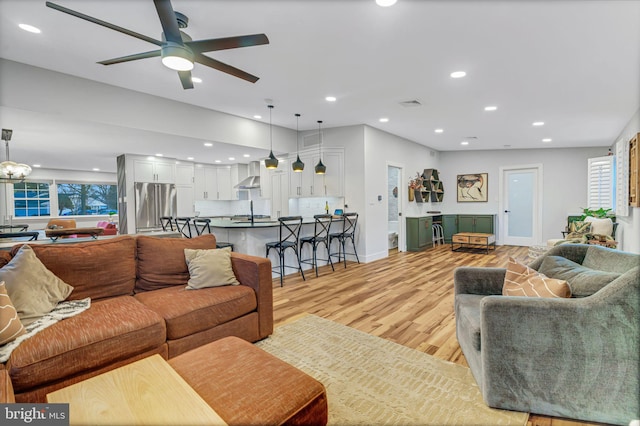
[134,182,177,232]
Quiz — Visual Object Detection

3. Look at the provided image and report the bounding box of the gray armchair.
[454,244,639,425]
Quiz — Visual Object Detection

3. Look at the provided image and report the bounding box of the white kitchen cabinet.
[175,163,194,185]
[271,170,289,218]
[134,159,175,183]
[321,150,344,197]
[259,160,272,199]
[230,164,248,200]
[288,148,344,197]
[176,184,195,217]
[194,165,234,200]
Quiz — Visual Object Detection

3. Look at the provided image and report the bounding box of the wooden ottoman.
[169,336,328,426]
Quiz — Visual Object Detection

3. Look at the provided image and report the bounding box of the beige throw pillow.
[184,247,239,290]
[503,257,571,298]
[0,281,26,345]
[0,245,74,325]
[584,216,613,236]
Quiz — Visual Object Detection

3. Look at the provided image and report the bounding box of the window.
[57,183,117,216]
[587,156,615,210]
[13,182,51,217]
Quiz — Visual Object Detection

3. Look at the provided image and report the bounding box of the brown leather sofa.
[0,234,273,403]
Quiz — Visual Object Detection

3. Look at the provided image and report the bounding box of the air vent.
[399,99,422,107]
[464,136,479,140]
[303,133,321,148]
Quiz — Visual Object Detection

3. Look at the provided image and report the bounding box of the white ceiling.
[0,0,639,173]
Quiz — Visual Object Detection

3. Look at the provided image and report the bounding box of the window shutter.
[587,156,614,209]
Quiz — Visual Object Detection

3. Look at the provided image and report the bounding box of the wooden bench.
[451,232,495,254]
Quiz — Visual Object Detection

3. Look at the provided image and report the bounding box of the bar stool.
[329,212,360,268]
[432,223,445,246]
[265,216,305,287]
[174,217,192,238]
[300,214,335,277]
[193,218,234,250]
[160,216,174,231]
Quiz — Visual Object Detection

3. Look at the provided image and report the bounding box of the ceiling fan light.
[265,151,279,169]
[161,43,194,71]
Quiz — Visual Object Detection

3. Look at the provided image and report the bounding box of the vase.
[408,187,414,202]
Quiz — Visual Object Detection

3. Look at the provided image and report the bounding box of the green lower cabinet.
[442,214,496,242]
[442,215,458,243]
[406,217,433,251]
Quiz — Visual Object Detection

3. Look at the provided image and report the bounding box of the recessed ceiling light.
[325,96,337,102]
[228,157,235,161]
[243,154,250,158]
[542,138,552,143]
[379,118,389,123]
[434,129,444,133]
[32,164,41,168]
[191,77,202,83]
[450,71,466,78]
[484,106,497,111]
[187,157,194,160]
[460,141,469,146]
[204,142,213,147]
[214,160,221,163]
[92,168,100,171]
[376,0,397,6]
[532,121,545,126]
[155,153,163,157]
[253,115,262,119]
[19,24,41,33]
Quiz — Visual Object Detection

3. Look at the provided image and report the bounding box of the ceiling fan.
[45,0,269,89]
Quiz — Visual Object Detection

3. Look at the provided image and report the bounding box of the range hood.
[234,161,261,189]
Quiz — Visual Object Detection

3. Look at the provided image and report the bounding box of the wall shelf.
[415,169,443,203]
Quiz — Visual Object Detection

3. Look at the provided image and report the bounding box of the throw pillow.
[0,282,26,345]
[584,216,613,237]
[184,247,239,290]
[538,255,621,297]
[503,257,571,298]
[568,221,591,234]
[0,245,74,326]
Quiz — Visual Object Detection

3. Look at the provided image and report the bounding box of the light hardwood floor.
[270,244,608,426]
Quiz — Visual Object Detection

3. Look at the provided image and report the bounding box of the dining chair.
[329,212,360,268]
[265,216,305,286]
[300,214,335,277]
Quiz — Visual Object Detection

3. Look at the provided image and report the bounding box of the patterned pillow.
[568,221,591,234]
[503,257,572,298]
[0,281,26,345]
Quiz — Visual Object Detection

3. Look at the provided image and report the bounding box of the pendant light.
[264,104,278,169]
[292,113,305,172]
[314,120,326,174]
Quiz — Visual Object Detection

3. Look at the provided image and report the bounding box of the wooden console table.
[47,354,227,425]
[45,227,104,241]
[451,232,495,254]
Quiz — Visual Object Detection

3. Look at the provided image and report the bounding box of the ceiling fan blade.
[187,34,269,54]
[195,53,260,83]
[45,1,162,46]
[153,0,182,44]
[98,50,161,66]
[178,71,195,90]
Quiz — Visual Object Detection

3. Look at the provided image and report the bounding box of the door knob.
[504,210,510,213]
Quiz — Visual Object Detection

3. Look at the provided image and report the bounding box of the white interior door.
[500,165,543,246]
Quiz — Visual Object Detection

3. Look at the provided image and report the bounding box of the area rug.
[256,315,528,426]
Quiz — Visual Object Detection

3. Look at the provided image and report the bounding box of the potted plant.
[578,207,615,221]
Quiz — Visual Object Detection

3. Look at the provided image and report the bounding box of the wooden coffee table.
[451,232,496,254]
[47,355,227,425]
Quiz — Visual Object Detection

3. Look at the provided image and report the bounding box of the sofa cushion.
[455,294,484,351]
[538,256,621,297]
[11,236,137,301]
[0,282,25,345]
[135,284,256,340]
[1,245,73,325]
[135,235,217,292]
[7,296,166,392]
[184,247,239,290]
[503,257,571,298]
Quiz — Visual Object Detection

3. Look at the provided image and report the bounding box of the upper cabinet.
[289,148,344,198]
[175,163,194,186]
[194,165,233,201]
[133,159,175,183]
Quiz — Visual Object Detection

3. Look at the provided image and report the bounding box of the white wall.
[363,125,440,262]
[611,108,640,253]
[439,147,610,245]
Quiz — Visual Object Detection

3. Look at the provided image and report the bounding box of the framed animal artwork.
[457,173,488,202]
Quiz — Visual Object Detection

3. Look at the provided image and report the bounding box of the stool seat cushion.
[169,336,328,425]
